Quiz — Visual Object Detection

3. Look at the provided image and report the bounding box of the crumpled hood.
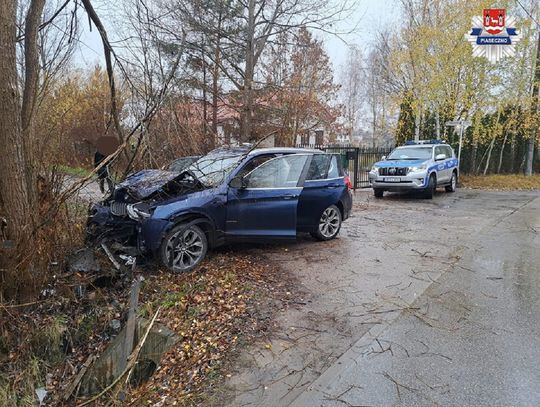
[375,159,427,168]
[118,169,180,199]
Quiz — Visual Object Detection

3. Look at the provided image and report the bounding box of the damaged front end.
[86,169,205,258]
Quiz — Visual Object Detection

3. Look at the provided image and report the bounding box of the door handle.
[283,194,298,200]
[328,183,340,189]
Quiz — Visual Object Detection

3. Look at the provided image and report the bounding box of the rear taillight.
[344,175,353,190]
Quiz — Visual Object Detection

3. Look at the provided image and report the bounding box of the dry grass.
[1,248,296,406]
[460,174,540,191]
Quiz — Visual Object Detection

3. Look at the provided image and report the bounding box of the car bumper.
[86,203,138,244]
[368,171,428,191]
[87,202,175,255]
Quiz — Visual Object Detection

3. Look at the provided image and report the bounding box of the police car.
[368,140,458,199]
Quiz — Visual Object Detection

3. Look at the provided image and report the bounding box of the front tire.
[445,172,457,192]
[423,174,436,199]
[311,204,342,241]
[373,189,384,198]
[160,223,208,272]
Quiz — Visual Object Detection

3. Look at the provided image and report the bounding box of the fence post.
[353,148,359,190]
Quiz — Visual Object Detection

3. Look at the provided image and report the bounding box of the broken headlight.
[127,203,152,220]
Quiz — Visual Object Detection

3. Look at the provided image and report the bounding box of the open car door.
[226,154,310,239]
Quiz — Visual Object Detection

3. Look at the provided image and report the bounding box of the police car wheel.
[311,205,342,241]
[373,189,384,198]
[424,174,436,199]
[445,172,457,192]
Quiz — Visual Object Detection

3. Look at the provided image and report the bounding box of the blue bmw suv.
[87,147,353,272]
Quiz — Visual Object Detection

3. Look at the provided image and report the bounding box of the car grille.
[110,201,128,217]
[379,167,408,176]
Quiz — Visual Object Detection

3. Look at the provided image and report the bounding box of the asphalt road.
[226,189,540,407]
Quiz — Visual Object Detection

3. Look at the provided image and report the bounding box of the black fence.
[296,144,393,189]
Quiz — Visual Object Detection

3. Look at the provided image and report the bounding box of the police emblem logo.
[466,8,521,64]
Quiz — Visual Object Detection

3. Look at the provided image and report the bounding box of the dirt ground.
[223,188,540,407]
[64,178,539,406]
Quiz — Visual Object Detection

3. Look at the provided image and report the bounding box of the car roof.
[396,145,433,149]
[248,147,324,156]
[205,146,324,158]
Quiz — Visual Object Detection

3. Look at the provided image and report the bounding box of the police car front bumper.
[368,170,428,191]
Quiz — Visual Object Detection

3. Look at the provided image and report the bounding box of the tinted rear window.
[306,154,343,180]
[328,155,343,178]
[306,155,331,180]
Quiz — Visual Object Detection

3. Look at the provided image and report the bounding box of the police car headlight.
[371,165,380,172]
[409,164,427,172]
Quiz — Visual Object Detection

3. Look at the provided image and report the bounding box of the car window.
[187,153,244,186]
[328,155,341,178]
[245,155,309,188]
[444,146,454,158]
[236,155,276,178]
[435,146,447,159]
[388,147,433,160]
[306,154,331,180]
[169,157,198,172]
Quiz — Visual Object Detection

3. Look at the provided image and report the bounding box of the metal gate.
[321,146,392,189]
[295,144,392,189]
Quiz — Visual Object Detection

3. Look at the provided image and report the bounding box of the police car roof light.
[404,139,446,145]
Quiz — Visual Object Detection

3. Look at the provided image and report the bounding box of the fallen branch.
[63,355,96,401]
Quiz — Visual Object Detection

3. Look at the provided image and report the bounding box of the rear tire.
[423,174,436,199]
[373,189,384,198]
[160,223,208,272]
[310,204,342,241]
[445,172,457,192]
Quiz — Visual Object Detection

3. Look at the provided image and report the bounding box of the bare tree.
[339,45,364,144]
[525,28,540,176]
[0,0,46,299]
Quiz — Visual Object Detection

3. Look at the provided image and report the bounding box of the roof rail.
[404,139,447,145]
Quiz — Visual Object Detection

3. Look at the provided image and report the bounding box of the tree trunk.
[509,132,516,173]
[483,138,495,175]
[201,47,208,144]
[435,108,440,139]
[241,0,256,143]
[525,29,540,176]
[211,33,220,146]
[371,103,377,148]
[497,131,508,173]
[470,127,478,175]
[21,0,45,209]
[414,107,421,141]
[0,0,40,299]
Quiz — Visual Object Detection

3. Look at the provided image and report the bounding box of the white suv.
[368,140,458,199]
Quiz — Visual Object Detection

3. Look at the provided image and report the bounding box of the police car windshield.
[388,147,432,160]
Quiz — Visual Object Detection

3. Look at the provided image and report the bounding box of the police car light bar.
[404,139,447,145]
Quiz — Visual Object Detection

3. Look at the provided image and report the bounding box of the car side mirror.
[229,176,246,189]
[435,154,446,161]
[381,155,387,160]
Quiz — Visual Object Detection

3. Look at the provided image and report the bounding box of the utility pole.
[525,27,540,176]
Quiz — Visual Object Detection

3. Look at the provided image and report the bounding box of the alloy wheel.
[166,226,205,271]
[319,207,340,238]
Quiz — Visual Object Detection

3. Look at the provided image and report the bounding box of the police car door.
[445,145,457,174]
[434,145,450,183]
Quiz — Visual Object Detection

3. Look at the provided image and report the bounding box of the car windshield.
[387,147,432,160]
[168,157,197,172]
[186,152,244,186]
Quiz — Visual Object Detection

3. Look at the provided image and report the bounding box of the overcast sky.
[75,0,399,74]
[324,0,398,69]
